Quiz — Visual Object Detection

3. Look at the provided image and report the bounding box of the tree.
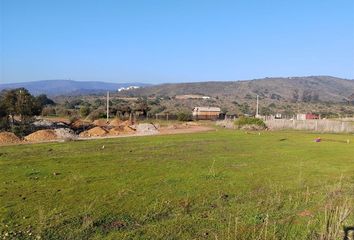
[15,88,42,120]
[115,102,132,118]
[0,88,44,135]
[36,94,55,106]
[260,107,273,116]
[134,98,150,117]
[292,90,299,103]
[302,90,312,102]
[2,88,42,122]
[239,103,250,115]
[65,99,83,109]
[177,111,192,121]
[0,97,9,130]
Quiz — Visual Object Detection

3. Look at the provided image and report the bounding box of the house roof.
[193,107,221,112]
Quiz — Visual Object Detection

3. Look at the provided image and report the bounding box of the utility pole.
[106,91,109,122]
[256,95,259,117]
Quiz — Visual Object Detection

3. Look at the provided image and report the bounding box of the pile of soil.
[108,127,122,135]
[136,123,159,135]
[183,122,199,127]
[25,130,57,142]
[166,124,183,130]
[32,119,55,128]
[54,128,78,140]
[109,118,122,127]
[122,125,136,133]
[93,119,109,127]
[79,127,108,137]
[120,120,133,126]
[71,120,92,129]
[0,132,21,144]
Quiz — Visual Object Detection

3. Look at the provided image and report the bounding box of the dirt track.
[79,125,214,141]
[158,125,214,135]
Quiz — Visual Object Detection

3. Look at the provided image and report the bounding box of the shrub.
[88,109,106,121]
[69,115,80,124]
[80,106,91,117]
[41,106,56,116]
[177,112,193,121]
[234,117,266,129]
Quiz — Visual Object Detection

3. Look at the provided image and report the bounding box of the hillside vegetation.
[125,76,354,103]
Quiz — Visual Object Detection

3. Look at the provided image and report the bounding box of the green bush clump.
[177,112,193,121]
[234,117,266,129]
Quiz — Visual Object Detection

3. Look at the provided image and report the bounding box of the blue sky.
[1,0,354,83]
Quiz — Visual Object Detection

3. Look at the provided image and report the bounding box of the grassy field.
[0,129,353,239]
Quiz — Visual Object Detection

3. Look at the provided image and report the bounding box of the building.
[175,94,211,100]
[192,107,221,120]
[275,113,282,119]
[296,113,320,120]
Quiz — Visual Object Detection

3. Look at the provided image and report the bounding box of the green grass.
[0,130,353,239]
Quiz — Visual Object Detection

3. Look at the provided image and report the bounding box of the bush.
[80,106,91,117]
[177,112,193,121]
[88,109,106,121]
[41,106,56,116]
[234,117,266,129]
[69,115,80,124]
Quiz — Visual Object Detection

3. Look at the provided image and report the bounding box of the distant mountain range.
[0,80,151,96]
[1,76,353,103]
[124,76,354,102]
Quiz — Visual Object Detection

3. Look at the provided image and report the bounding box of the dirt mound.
[109,118,122,127]
[136,123,159,135]
[0,132,21,144]
[93,119,109,127]
[54,128,78,140]
[166,124,184,130]
[183,122,199,127]
[123,125,136,133]
[71,120,92,129]
[120,120,133,126]
[108,127,122,136]
[33,119,55,128]
[79,127,108,137]
[25,130,57,142]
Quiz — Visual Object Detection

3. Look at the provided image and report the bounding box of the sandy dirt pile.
[108,127,123,135]
[79,127,108,137]
[182,122,200,127]
[136,123,159,135]
[93,119,109,127]
[54,128,78,140]
[109,118,122,127]
[122,125,136,133]
[0,132,21,144]
[25,130,57,142]
[71,120,92,129]
[33,119,55,128]
[166,124,184,130]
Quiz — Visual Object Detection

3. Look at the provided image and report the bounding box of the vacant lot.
[0,130,353,239]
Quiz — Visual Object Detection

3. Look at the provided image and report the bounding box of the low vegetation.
[1,130,353,239]
[234,117,267,129]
